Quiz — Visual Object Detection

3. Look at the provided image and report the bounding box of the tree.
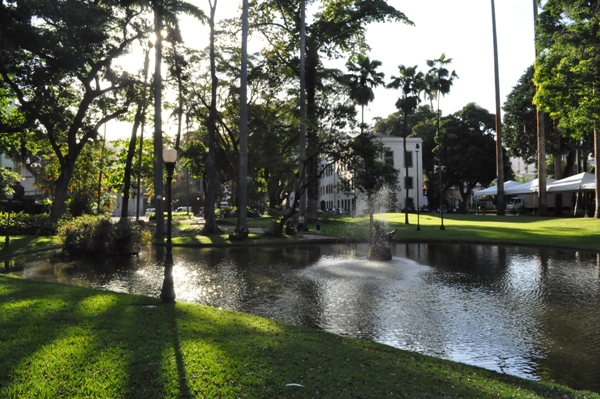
[146,0,205,234]
[503,66,582,178]
[534,0,600,217]
[344,54,385,134]
[251,0,412,220]
[201,0,221,235]
[532,0,549,216]
[425,54,458,118]
[347,132,399,234]
[121,47,152,219]
[490,0,506,215]
[502,66,542,164]
[0,0,146,218]
[436,103,513,213]
[237,0,249,233]
[0,168,21,198]
[387,65,425,224]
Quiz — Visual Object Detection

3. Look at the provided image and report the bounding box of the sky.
[113,0,536,139]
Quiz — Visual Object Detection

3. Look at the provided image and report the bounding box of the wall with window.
[317,135,423,213]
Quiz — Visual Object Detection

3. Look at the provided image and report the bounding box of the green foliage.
[347,132,399,200]
[110,136,155,195]
[58,216,151,256]
[425,53,459,109]
[437,103,513,212]
[0,168,21,197]
[503,65,580,164]
[0,0,150,218]
[534,1,600,138]
[0,212,58,235]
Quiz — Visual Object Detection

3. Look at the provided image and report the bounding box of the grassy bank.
[5,213,600,256]
[1,275,598,399]
[183,213,600,249]
[0,235,62,258]
[242,213,600,250]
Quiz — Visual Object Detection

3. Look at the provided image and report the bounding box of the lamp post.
[434,157,445,230]
[415,144,420,231]
[160,148,177,302]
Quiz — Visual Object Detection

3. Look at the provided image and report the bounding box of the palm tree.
[237,0,249,234]
[490,0,505,216]
[147,0,205,235]
[201,0,221,235]
[387,65,426,225]
[532,0,548,216]
[425,54,458,224]
[299,0,307,217]
[345,55,385,134]
[425,53,458,124]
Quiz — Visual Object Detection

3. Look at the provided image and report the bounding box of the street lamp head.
[163,148,178,164]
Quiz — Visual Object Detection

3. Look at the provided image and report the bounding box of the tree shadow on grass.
[1,275,598,398]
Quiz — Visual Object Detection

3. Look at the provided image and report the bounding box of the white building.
[0,152,40,198]
[318,135,423,213]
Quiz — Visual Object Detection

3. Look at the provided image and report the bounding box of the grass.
[248,212,600,250]
[1,274,598,399]
[5,213,600,254]
[0,235,62,257]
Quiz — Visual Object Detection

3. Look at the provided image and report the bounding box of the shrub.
[58,215,151,256]
[0,212,58,235]
[262,219,283,236]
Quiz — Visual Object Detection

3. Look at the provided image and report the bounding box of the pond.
[7,242,600,393]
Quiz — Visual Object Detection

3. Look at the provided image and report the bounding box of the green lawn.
[0,234,62,257]
[252,213,600,250]
[1,275,598,399]
[5,213,600,256]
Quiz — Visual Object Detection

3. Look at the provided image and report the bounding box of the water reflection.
[7,243,600,393]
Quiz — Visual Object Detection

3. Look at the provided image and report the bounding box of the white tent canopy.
[474,180,521,196]
[547,172,596,193]
[504,178,557,195]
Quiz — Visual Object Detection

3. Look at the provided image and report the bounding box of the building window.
[404,151,413,168]
[385,151,394,166]
[404,176,414,190]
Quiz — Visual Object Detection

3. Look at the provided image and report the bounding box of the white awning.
[504,178,557,195]
[547,172,596,193]
[474,180,521,196]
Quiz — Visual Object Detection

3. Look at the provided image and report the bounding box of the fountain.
[367,221,395,261]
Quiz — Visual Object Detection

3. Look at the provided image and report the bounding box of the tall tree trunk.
[50,162,75,219]
[595,128,600,217]
[554,133,563,215]
[136,46,151,222]
[491,0,505,215]
[533,0,548,216]
[121,104,143,219]
[174,46,184,153]
[298,0,307,217]
[202,0,221,235]
[305,45,319,221]
[237,0,249,232]
[153,3,165,235]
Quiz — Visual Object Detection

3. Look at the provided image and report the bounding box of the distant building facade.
[318,135,423,213]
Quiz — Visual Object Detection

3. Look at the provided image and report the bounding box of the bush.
[0,212,58,235]
[262,219,283,236]
[58,215,151,256]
